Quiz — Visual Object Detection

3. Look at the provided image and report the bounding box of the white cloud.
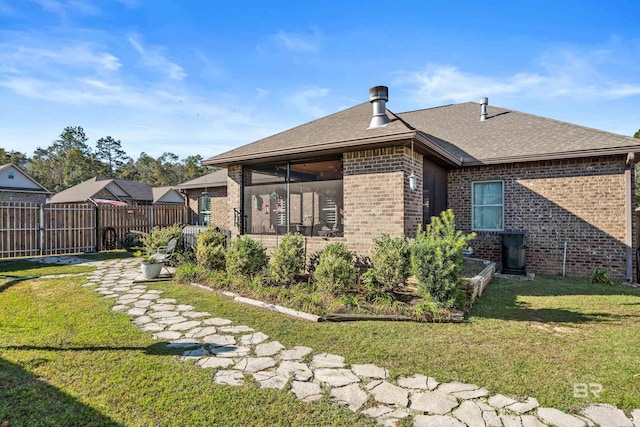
[31,0,101,18]
[128,35,186,81]
[275,30,318,53]
[398,46,640,105]
[286,86,331,117]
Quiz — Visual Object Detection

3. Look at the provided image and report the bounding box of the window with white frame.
[198,194,211,225]
[472,181,504,231]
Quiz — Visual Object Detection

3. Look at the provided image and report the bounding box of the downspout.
[625,152,635,282]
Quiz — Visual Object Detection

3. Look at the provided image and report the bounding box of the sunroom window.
[198,194,211,226]
[243,159,343,236]
[472,181,504,231]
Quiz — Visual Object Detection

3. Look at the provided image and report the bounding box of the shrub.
[313,242,357,296]
[410,209,475,306]
[226,236,269,278]
[140,224,183,255]
[174,262,203,282]
[269,233,305,285]
[370,234,410,292]
[195,224,227,271]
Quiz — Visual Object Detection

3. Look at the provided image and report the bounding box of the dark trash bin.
[502,230,527,275]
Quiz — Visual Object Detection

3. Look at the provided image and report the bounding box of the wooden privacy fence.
[0,202,185,259]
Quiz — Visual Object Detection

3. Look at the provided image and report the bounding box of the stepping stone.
[488,394,518,409]
[210,345,251,358]
[134,300,153,308]
[255,341,284,357]
[201,334,235,347]
[453,401,485,427]
[410,392,459,415]
[581,404,634,427]
[111,305,126,311]
[181,347,210,359]
[219,325,255,334]
[351,363,388,379]
[120,293,143,299]
[506,397,540,414]
[213,370,244,386]
[133,315,153,325]
[251,371,288,390]
[156,316,188,325]
[290,381,322,402]
[202,318,232,326]
[377,409,410,426]
[414,415,465,427]
[149,304,176,312]
[632,409,640,427]
[233,357,277,372]
[153,331,182,340]
[276,361,313,381]
[437,381,479,394]
[117,298,137,305]
[149,310,181,319]
[452,387,489,400]
[366,380,409,407]
[140,323,164,332]
[477,403,503,427]
[183,311,211,318]
[176,304,194,311]
[280,346,313,361]
[361,405,394,418]
[156,298,177,304]
[146,289,163,294]
[312,352,345,368]
[166,339,201,348]
[239,332,269,346]
[168,320,202,331]
[330,383,368,411]
[314,368,360,388]
[103,294,119,299]
[127,307,147,316]
[197,357,234,369]
[189,326,218,338]
[521,415,547,427]
[537,407,587,427]
[501,415,524,427]
[397,373,438,390]
[139,294,160,300]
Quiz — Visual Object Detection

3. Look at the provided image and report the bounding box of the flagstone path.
[33,255,640,427]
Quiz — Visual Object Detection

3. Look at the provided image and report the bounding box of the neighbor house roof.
[174,168,228,190]
[0,163,52,194]
[48,177,128,204]
[152,186,185,204]
[203,99,640,168]
[110,178,153,201]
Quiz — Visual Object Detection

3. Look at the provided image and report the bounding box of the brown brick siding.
[183,187,228,228]
[227,165,242,237]
[343,146,422,255]
[448,155,634,279]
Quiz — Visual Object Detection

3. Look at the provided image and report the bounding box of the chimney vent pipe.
[480,97,488,121]
[368,86,391,129]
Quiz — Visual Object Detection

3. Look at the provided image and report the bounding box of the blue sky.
[1,0,639,160]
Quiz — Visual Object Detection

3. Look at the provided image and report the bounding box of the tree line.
[1,126,214,193]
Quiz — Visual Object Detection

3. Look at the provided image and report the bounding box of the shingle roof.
[174,168,228,190]
[0,163,52,194]
[203,99,640,167]
[108,178,153,201]
[48,177,125,204]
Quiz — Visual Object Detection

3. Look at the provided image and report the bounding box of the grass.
[1,256,639,425]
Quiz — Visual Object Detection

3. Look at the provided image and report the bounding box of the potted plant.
[140,254,163,279]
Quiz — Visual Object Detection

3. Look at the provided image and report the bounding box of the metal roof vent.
[480,97,488,121]
[368,86,391,129]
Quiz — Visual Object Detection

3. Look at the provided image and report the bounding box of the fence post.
[149,205,153,234]
[39,204,45,256]
[95,205,100,252]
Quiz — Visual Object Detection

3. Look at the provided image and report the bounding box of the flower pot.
[141,261,163,279]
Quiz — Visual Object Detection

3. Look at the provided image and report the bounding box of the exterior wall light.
[409,172,417,191]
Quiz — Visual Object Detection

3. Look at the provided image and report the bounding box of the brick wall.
[343,146,422,255]
[448,155,633,279]
[183,187,228,228]
[227,165,242,238]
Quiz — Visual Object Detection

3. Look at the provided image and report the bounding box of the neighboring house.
[48,176,185,206]
[202,86,640,280]
[0,163,51,203]
[174,169,229,227]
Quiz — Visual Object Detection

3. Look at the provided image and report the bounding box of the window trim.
[471,180,504,232]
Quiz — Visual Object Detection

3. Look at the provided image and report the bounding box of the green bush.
[410,209,475,306]
[370,234,410,292]
[269,233,305,285]
[226,236,269,278]
[195,225,227,271]
[174,262,203,282]
[140,224,182,255]
[313,242,357,296]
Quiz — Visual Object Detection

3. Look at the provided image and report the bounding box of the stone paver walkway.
[33,256,640,427]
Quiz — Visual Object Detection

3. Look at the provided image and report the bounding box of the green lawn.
[1,257,639,426]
